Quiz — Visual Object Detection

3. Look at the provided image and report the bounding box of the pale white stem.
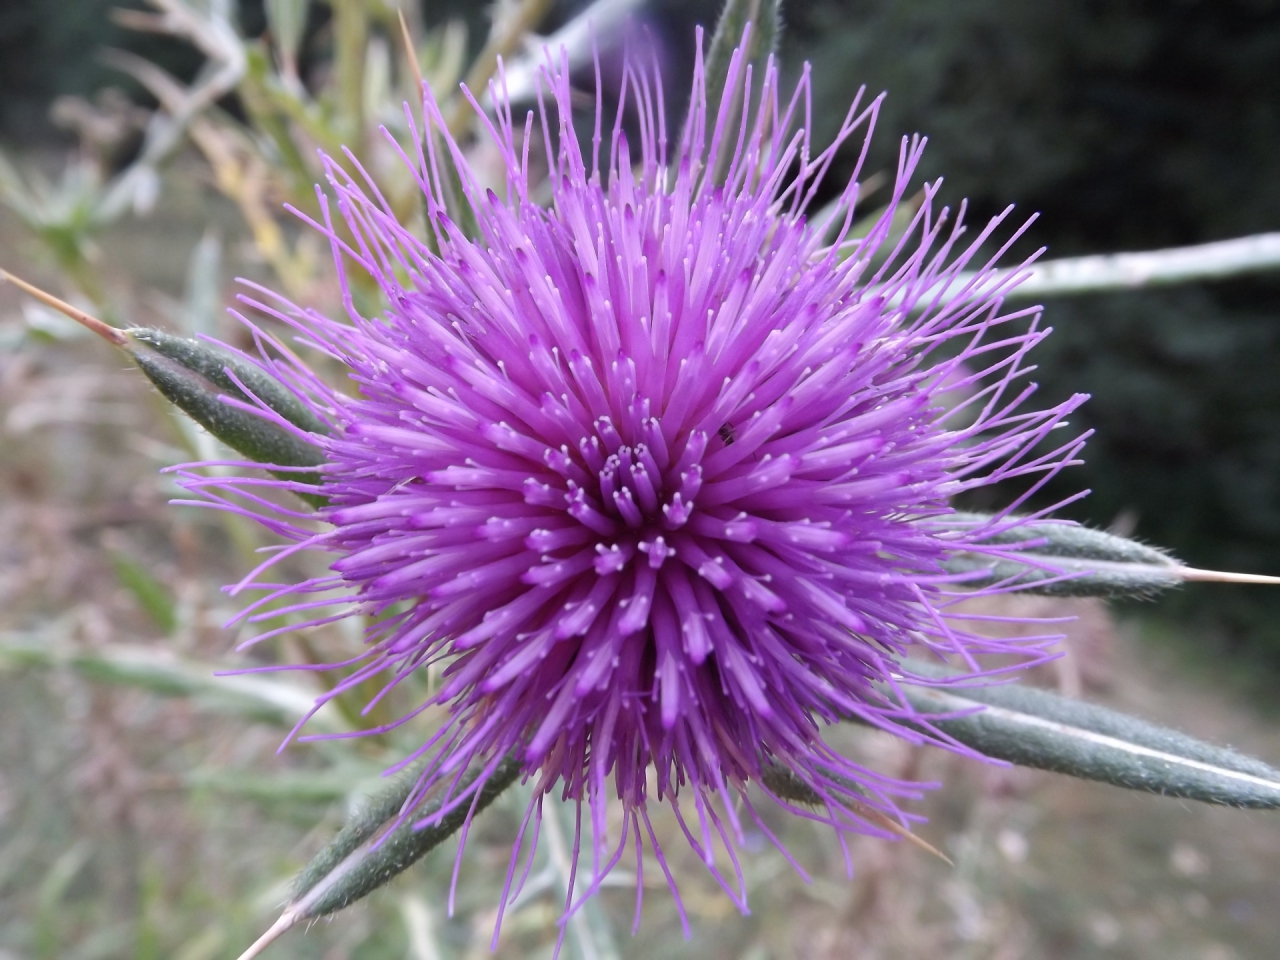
[923,231,1280,305]
[493,0,645,106]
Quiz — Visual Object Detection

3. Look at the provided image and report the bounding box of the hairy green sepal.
[290,755,521,917]
[124,328,329,506]
[941,512,1184,597]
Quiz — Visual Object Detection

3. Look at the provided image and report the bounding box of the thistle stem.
[445,0,554,137]
[935,231,1280,303]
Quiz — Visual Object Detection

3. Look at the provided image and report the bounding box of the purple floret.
[177,31,1088,934]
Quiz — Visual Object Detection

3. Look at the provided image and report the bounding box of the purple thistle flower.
[183,32,1088,933]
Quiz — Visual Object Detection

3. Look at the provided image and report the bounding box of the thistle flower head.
[188,32,1087,926]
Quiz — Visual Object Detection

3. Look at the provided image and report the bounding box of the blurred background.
[2,1,1280,958]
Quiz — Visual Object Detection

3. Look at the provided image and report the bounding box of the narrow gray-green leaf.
[757,758,951,859]
[266,0,311,71]
[108,551,178,634]
[895,659,1280,808]
[0,634,345,731]
[180,230,224,338]
[1,270,332,508]
[236,759,522,956]
[704,0,782,116]
[429,131,482,245]
[291,755,521,918]
[185,766,375,804]
[1,272,327,502]
[699,0,782,185]
[240,757,519,960]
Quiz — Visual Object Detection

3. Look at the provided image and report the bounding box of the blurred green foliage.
[0,0,205,139]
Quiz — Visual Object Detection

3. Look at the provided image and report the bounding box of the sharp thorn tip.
[0,269,127,346]
[1177,567,1280,586]
[234,909,301,960]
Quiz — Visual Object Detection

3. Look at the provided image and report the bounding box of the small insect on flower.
[179,27,1088,938]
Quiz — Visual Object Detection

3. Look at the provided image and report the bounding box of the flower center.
[561,413,708,573]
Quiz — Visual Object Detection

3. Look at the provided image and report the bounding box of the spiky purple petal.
[179,31,1088,925]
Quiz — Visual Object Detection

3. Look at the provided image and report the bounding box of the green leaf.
[289,755,521,918]
[896,659,1280,808]
[185,767,375,804]
[35,841,93,959]
[266,0,312,71]
[700,0,782,185]
[109,552,178,634]
[940,513,1280,597]
[539,793,623,960]
[433,131,483,244]
[330,0,369,145]
[239,44,317,184]
[704,0,783,118]
[0,634,346,731]
[180,231,224,338]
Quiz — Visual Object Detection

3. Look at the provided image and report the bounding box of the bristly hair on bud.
[174,26,1092,940]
